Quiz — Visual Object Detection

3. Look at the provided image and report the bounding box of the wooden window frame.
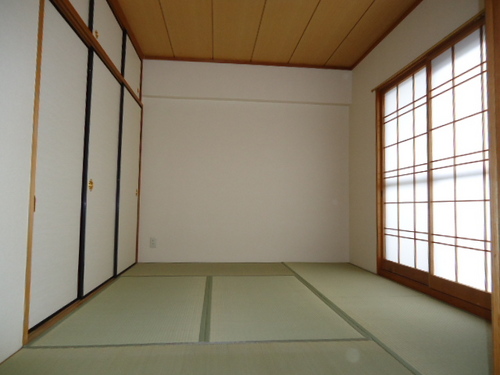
[376,14,492,319]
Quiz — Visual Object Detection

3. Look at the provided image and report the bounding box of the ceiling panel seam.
[250,0,268,62]
[158,0,176,57]
[324,0,376,66]
[287,0,322,64]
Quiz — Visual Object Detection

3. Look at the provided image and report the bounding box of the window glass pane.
[455,76,483,120]
[455,114,484,155]
[432,202,455,236]
[486,202,491,241]
[455,30,481,76]
[399,174,414,202]
[432,167,454,202]
[414,134,427,166]
[385,145,398,171]
[385,177,398,203]
[385,235,399,262]
[400,238,415,267]
[455,162,484,201]
[398,139,414,169]
[415,172,428,201]
[385,119,398,146]
[456,202,485,240]
[457,247,485,290]
[385,88,397,116]
[414,68,427,100]
[432,124,454,160]
[432,49,452,88]
[399,203,414,231]
[385,203,398,229]
[483,74,488,110]
[415,202,428,232]
[414,105,427,135]
[433,243,456,281]
[416,240,429,271]
[487,252,492,292]
[398,111,413,141]
[431,91,454,127]
[398,77,413,109]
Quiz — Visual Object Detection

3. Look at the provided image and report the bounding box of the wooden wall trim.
[379,269,491,319]
[485,0,500,372]
[50,0,142,106]
[23,0,46,345]
[144,55,351,71]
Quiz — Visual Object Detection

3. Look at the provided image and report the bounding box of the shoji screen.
[83,55,121,295]
[116,90,142,274]
[29,2,88,328]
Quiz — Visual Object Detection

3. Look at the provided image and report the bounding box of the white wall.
[349,0,485,272]
[0,0,38,363]
[140,61,351,262]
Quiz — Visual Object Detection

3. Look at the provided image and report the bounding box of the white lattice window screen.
[382,26,492,292]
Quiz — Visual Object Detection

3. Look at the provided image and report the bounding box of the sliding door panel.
[124,36,142,97]
[29,2,88,328]
[93,0,123,71]
[116,91,142,274]
[69,0,90,25]
[83,56,121,295]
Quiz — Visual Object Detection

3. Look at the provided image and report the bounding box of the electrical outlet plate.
[149,237,157,248]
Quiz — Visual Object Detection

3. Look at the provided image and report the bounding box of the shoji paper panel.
[124,36,141,97]
[29,2,88,328]
[93,0,123,71]
[116,90,141,274]
[83,56,121,295]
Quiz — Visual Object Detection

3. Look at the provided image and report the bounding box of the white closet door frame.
[29,2,88,328]
[116,90,142,274]
[82,54,121,295]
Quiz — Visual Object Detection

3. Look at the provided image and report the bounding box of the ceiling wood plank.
[160,0,212,59]
[251,0,320,64]
[289,0,373,66]
[213,0,266,61]
[326,0,421,68]
[115,0,173,58]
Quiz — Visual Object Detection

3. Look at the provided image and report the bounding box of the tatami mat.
[30,277,206,347]
[122,262,294,276]
[287,263,493,375]
[0,341,413,375]
[210,276,364,342]
[2,262,493,375]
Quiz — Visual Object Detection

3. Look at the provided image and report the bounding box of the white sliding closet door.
[93,0,123,71]
[83,55,121,295]
[116,91,142,274]
[30,2,88,328]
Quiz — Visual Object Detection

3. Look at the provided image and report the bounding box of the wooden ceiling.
[112,0,422,70]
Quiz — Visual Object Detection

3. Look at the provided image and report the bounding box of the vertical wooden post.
[485,0,500,373]
[23,0,45,344]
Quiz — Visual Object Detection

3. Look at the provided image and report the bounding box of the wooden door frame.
[485,0,500,372]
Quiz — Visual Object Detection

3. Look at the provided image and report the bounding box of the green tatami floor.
[0,263,493,375]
